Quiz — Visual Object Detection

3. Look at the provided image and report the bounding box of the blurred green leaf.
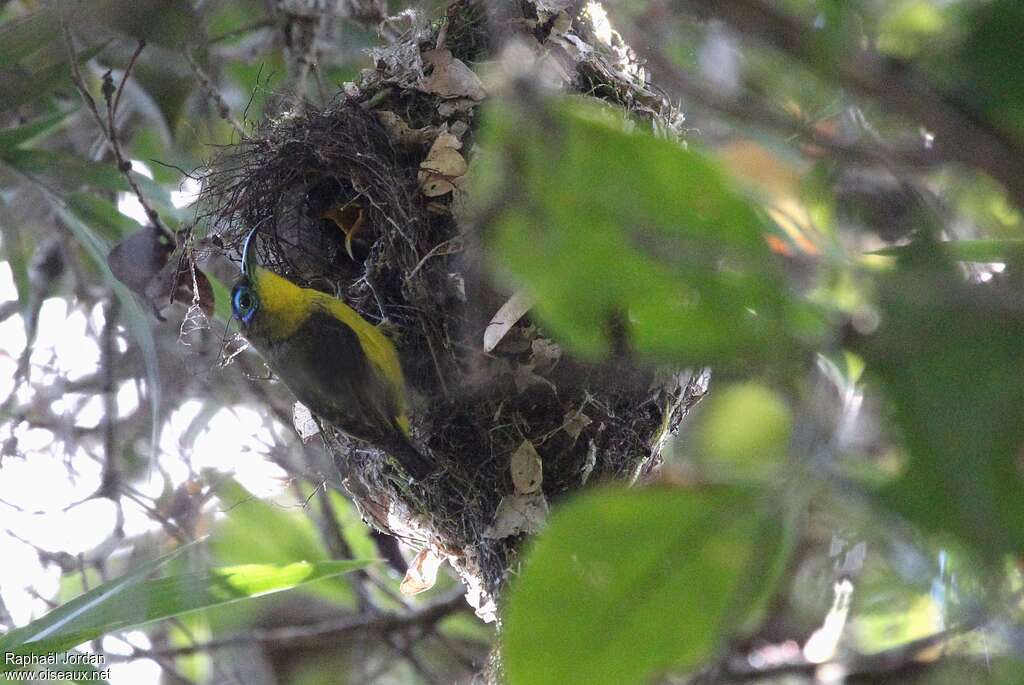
[98,0,204,52]
[223,54,287,125]
[475,99,821,370]
[0,196,34,323]
[907,658,1024,684]
[210,480,353,605]
[859,240,1024,562]
[695,382,792,481]
[871,238,1024,263]
[504,486,769,685]
[877,0,946,59]
[205,271,234,323]
[65,193,142,243]
[325,487,378,562]
[958,0,1024,138]
[0,109,75,150]
[1,559,370,667]
[1,149,173,206]
[129,126,196,184]
[0,540,193,664]
[0,1,202,60]
[0,43,106,113]
[0,9,62,65]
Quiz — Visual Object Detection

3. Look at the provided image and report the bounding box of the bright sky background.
[0,166,290,682]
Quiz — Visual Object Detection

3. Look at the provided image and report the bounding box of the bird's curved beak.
[241,227,258,280]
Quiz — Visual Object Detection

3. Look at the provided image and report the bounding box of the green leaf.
[212,481,328,565]
[0,196,34,323]
[858,240,1024,561]
[870,238,1024,263]
[958,0,1024,138]
[695,382,792,482]
[876,0,946,59]
[65,193,143,243]
[98,0,204,53]
[503,487,768,685]
[0,1,202,63]
[0,109,76,150]
[0,9,62,65]
[325,486,378,562]
[0,540,193,659]
[0,44,107,113]
[474,99,821,370]
[1,559,371,667]
[210,481,353,605]
[206,270,234,323]
[1,149,173,208]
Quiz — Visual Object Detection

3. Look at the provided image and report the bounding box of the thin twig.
[185,45,247,140]
[105,41,170,236]
[65,32,171,239]
[98,296,121,499]
[63,26,109,145]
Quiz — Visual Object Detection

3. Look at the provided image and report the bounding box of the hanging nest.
[200,0,707,619]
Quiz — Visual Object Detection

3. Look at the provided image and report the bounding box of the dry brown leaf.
[437,98,479,117]
[143,260,216,320]
[535,0,575,15]
[419,131,467,197]
[510,440,543,494]
[420,48,486,100]
[400,547,445,596]
[562,409,593,440]
[531,337,562,370]
[292,402,320,444]
[483,290,535,352]
[375,110,438,147]
[107,225,174,295]
[483,493,549,539]
[512,362,556,394]
[109,225,215,320]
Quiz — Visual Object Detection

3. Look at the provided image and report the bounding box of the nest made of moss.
[200,0,704,618]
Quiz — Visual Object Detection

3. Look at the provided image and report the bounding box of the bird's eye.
[231,285,259,324]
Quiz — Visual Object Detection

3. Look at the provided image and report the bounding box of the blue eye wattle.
[231,285,259,325]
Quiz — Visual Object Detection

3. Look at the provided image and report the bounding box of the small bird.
[230,229,434,479]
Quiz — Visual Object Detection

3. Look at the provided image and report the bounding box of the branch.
[139,588,468,658]
[98,296,121,500]
[64,33,173,239]
[185,45,247,139]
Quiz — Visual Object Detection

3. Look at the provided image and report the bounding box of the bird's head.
[231,226,262,330]
[231,228,309,341]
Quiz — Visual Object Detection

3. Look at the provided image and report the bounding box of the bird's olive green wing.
[270,306,404,443]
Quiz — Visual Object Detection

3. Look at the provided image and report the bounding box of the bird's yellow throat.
[247,266,312,340]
